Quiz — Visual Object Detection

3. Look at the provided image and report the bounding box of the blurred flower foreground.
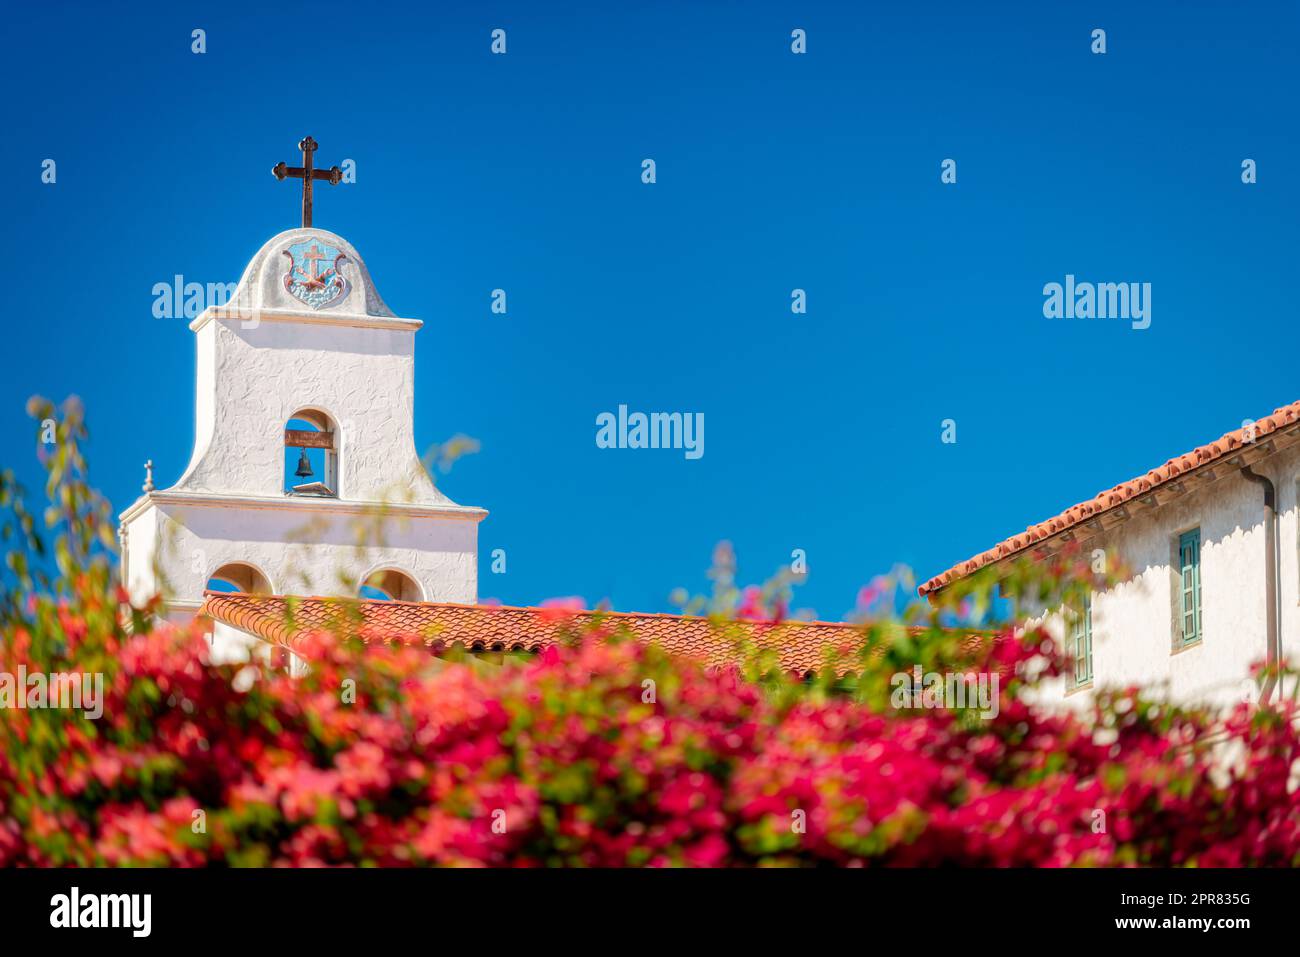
[2,400,1299,867]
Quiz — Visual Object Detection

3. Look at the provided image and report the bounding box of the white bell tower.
[118,225,486,656]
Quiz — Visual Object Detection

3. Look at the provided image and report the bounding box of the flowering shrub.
[2,399,1299,866]
[5,611,1300,867]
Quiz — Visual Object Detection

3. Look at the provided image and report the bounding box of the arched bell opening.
[359,567,423,602]
[206,561,274,595]
[284,408,339,497]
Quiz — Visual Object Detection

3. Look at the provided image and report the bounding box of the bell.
[294,449,314,478]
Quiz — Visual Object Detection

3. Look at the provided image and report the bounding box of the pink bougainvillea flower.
[537,597,585,623]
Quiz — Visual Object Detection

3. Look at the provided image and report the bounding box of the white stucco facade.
[118,227,485,660]
[1025,442,1300,709]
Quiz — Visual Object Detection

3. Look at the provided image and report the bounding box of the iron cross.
[272,136,342,228]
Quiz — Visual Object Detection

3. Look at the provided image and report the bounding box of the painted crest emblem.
[281,240,351,309]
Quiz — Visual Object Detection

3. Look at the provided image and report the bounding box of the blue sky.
[2,1,1296,619]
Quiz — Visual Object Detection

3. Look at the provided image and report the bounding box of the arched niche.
[206,561,274,595]
[284,408,339,497]
[360,567,423,602]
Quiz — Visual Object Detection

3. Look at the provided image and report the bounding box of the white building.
[117,226,487,662]
[920,403,1300,707]
[118,206,1300,704]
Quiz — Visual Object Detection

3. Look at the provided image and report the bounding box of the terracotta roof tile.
[199,593,895,676]
[918,399,1300,596]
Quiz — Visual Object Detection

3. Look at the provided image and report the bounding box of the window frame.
[284,409,339,498]
[1177,527,1203,647]
[1068,591,1093,687]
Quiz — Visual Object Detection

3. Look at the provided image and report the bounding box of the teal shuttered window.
[1178,528,1202,646]
[1069,593,1093,686]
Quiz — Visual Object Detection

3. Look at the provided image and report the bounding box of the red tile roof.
[199,593,887,676]
[918,399,1300,596]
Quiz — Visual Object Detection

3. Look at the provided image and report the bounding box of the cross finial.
[142,460,155,493]
[272,135,343,228]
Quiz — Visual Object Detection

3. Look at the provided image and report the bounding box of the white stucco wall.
[118,227,486,639]
[1278,461,1300,670]
[122,497,479,605]
[209,620,264,666]
[173,316,453,505]
[121,505,158,606]
[172,228,452,506]
[1029,445,1298,709]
